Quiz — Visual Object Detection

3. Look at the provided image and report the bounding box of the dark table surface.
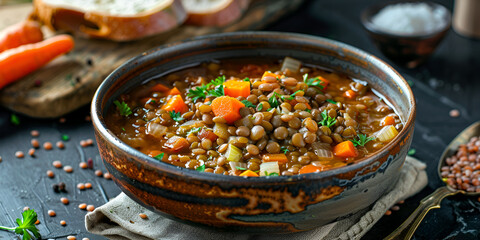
[2,0,480,239]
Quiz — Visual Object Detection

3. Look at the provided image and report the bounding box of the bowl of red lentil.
[91,31,416,233]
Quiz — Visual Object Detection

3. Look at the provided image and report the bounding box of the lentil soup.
[105,58,403,177]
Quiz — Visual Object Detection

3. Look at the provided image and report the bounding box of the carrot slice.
[343,90,356,99]
[317,76,330,89]
[333,141,358,158]
[0,34,74,89]
[262,154,288,164]
[299,164,323,174]
[167,87,181,96]
[239,170,259,177]
[210,96,245,124]
[381,116,396,126]
[261,71,281,81]
[150,83,170,92]
[223,80,250,98]
[147,150,164,157]
[0,20,43,53]
[161,95,188,113]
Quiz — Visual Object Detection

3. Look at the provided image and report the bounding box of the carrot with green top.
[161,95,188,113]
[223,80,250,98]
[211,96,245,124]
[0,20,43,53]
[333,141,358,158]
[0,34,74,90]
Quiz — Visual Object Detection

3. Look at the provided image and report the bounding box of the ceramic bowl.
[91,31,416,233]
[361,1,451,68]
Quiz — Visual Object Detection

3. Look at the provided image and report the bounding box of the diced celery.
[376,125,399,142]
[260,161,280,176]
[281,57,301,73]
[225,144,242,162]
[213,123,229,139]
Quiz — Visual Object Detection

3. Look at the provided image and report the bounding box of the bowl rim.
[360,0,452,38]
[91,31,416,183]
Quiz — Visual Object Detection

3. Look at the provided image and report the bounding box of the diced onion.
[311,142,333,160]
[281,57,302,73]
[225,144,242,162]
[376,125,399,142]
[260,161,280,176]
[176,120,205,135]
[229,161,247,170]
[146,122,167,139]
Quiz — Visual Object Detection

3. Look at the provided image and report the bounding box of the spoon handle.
[384,186,459,240]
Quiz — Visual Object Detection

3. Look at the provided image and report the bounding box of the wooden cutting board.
[0,0,304,118]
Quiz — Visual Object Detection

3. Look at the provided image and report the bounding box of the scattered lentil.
[391,205,400,211]
[46,170,55,178]
[15,151,24,158]
[43,142,53,150]
[53,160,62,168]
[61,197,69,205]
[30,130,40,137]
[28,148,35,156]
[60,220,66,226]
[66,236,76,240]
[384,210,392,216]
[35,219,40,225]
[77,183,85,190]
[103,172,112,180]
[79,162,88,169]
[449,109,460,118]
[95,170,103,177]
[139,213,148,219]
[79,203,87,210]
[48,210,56,217]
[85,182,92,189]
[86,205,95,212]
[31,139,40,148]
[59,117,66,123]
[56,141,65,149]
[0,156,2,163]
[82,238,90,240]
[23,206,30,211]
[63,165,73,173]
[58,182,66,192]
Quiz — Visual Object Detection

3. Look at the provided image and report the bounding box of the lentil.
[61,197,69,205]
[85,182,92,189]
[139,213,148,219]
[77,183,85,190]
[79,162,88,169]
[46,170,55,178]
[67,236,76,240]
[79,203,87,210]
[86,205,95,212]
[30,130,40,137]
[95,170,103,177]
[63,165,73,173]
[15,151,24,158]
[43,142,53,150]
[60,220,66,226]
[56,141,65,149]
[53,160,62,168]
[104,172,112,180]
[31,139,40,148]
[48,210,56,217]
[28,148,35,156]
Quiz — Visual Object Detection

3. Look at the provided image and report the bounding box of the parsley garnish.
[319,110,337,128]
[153,153,164,161]
[241,100,256,108]
[305,109,311,113]
[0,209,40,240]
[187,86,208,102]
[349,134,375,147]
[10,114,20,126]
[61,134,70,141]
[326,99,337,104]
[187,75,226,102]
[281,90,303,101]
[280,146,290,154]
[268,92,281,108]
[235,166,248,170]
[169,111,184,122]
[243,77,250,82]
[211,75,225,86]
[265,171,279,176]
[114,100,132,116]
[408,148,416,156]
[257,103,263,111]
[303,74,325,89]
[122,127,126,131]
[186,127,202,136]
[267,107,273,111]
[196,164,205,172]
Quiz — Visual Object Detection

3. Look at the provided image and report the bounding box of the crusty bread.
[30,0,187,41]
[182,0,250,27]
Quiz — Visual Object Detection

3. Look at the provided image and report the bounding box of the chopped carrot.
[261,71,282,81]
[381,116,396,126]
[164,136,189,153]
[161,95,188,113]
[317,76,330,89]
[299,164,323,174]
[262,154,288,164]
[150,83,170,92]
[147,150,167,160]
[239,170,259,177]
[204,98,211,103]
[333,141,358,158]
[223,80,250,98]
[0,34,74,90]
[0,20,43,53]
[343,90,356,99]
[304,102,312,110]
[210,96,245,124]
[197,129,218,142]
[167,87,181,96]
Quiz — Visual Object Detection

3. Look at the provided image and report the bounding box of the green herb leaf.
[267,107,273,111]
[207,84,224,97]
[280,90,303,101]
[153,153,164,161]
[257,103,263,111]
[408,148,416,156]
[241,100,256,108]
[188,76,226,102]
[169,111,184,122]
[319,110,337,128]
[349,134,375,147]
[303,73,325,89]
[10,114,20,126]
[265,171,279,176]
[0,209,40,240]
[235,166,248,170]
[187,85,208,102]
[280,146,290,154]
[122,127,126,132]
[113,100,132,116]
[243,77,250,82]
[211,75,226,86]
[326,99,337,104]
[305,109,311,113]
[196,164,206,172]
[61,134,70,141]
[268,92,280,108]
[186,127,202,136]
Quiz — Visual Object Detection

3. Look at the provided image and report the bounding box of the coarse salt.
[371,3,448,35]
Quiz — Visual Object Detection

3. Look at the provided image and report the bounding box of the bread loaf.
[31,0,187,41]
[182,0,250,27]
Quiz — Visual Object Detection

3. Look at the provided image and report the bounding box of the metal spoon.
[385,121,480,240]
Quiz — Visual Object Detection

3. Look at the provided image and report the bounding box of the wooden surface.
[0,0,304,118]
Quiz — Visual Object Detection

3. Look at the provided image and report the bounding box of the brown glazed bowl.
[361,1,451,68]
[91,31,416,233]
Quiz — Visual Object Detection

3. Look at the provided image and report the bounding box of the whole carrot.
[0,20,44,53]
[0,34,74,89]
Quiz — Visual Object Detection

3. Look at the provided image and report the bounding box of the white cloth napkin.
[85,156,427,240]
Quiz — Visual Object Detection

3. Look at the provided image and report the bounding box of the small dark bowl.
[91,32,416,233]
[361,1,451,68]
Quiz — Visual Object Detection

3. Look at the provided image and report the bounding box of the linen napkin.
[85,156,427,240]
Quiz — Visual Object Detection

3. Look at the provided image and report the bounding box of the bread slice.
[30,0,187,41]
[182,0,250,27]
